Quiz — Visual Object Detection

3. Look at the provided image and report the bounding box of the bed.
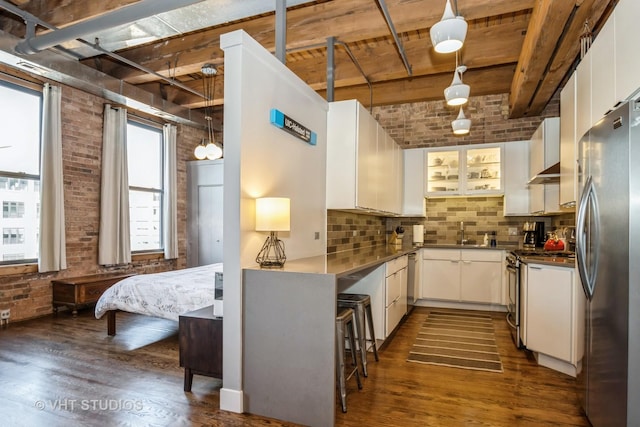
[95,263,223,335]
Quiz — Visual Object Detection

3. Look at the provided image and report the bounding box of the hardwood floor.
[0,307,589,426]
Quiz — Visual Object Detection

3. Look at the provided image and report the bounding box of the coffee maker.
[523,221,545,249]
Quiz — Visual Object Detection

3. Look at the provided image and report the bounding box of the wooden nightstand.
[179,305,223,391]
[52,273,132,316]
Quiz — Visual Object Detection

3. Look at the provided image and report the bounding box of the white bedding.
[94,263,223,322]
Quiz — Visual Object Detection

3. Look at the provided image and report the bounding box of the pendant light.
[194,63,223,160]
[451,107,471,135]
[430,0,467,54]
[444,64,469,106]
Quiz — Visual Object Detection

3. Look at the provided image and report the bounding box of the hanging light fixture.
[430,0,467,54]
[194,63,223,160]
[444,64,469,106]
[451,107,471,135]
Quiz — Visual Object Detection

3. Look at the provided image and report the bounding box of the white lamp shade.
[444,70,470,106]
[256,197,290,231]
[194,144,207,159]
[452,108,471,135]
[205,142,222,160]
[430,0,467,54]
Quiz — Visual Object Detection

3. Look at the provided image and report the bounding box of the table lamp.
[255,197,290,268]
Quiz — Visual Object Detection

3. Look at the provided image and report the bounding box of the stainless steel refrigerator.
[576,100,640,426]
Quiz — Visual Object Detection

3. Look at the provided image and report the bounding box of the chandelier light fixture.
[430,0,467,54]
[451,107,471,135]
[194,63,222,160]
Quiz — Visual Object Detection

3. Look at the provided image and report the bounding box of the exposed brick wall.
[0,82,205,322]
[373,92,560,148]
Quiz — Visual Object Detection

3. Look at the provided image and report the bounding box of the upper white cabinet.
[503,140,530,216]
[560,72,578,208]
[402,148,426,217]
[615,0,640,103]
[425,144,503,197]
[575,48,592,143]
[327,99,402,215]
[590,14,616,124]
[528,118,562,215]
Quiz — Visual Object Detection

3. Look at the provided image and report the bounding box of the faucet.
[460,221,468,245]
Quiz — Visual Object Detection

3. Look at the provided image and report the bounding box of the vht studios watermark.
[35,398,144,412]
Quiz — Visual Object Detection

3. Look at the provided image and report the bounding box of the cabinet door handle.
[462,260,472,264]
[450,260,459,263]
[530,266,542,270]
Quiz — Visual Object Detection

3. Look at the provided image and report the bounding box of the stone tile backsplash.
[328,198,576,253]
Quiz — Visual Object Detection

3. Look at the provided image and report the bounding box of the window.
[3,201,25,218]
[0,80,41,265]
[127,120,164,252]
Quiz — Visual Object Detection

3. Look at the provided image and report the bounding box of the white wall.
[219,30,328,412]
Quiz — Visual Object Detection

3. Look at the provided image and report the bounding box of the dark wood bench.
[52,273,133,316]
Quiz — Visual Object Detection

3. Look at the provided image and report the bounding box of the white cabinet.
[525,263,585,376]
[425,144,503,197]
[402,148,426,216]
[560,71,578,208]
[327,99,403,215]
[460,251,503,304]
[422,249,461,301]
[528,118,562,215]
[575,48,592,145]
[615,0,640,102]
[503,140,530,216]
[187,159,224,268]
[421,249,503,305]
[590,14,617,124]
[385,255,408,337]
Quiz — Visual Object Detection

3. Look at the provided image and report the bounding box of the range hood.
[527,162,560,185]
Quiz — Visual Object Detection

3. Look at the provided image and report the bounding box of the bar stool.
[337,293,379,377]
[336,307,362,413]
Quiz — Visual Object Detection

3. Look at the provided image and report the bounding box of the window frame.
[126,118,165,254]
[0,79,42,266]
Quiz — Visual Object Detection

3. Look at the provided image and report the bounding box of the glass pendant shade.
[205,141,222,160]
[430,0,468,54]
[444,69,470,106]
[194,142,207,159]
[452,108,471,135]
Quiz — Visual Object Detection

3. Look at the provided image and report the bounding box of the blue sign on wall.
[269,109,317,146]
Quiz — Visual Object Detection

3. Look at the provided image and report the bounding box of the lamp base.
[256,231,286,268]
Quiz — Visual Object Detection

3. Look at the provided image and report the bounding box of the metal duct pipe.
[375,0,412,76]
[275,0,286,64]
[15,0,205,54]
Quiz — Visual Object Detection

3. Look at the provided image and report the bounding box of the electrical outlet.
[0,309,10,320]
[352,230,357,237]
[314,231,320,240]
[508,227,518,236]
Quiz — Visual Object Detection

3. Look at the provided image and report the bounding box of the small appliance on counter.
[522,221,545,249]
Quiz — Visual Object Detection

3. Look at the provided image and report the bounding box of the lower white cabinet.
[340,255,408,344]
[422,249,503,304]
[385,255,408,337]
[525,263,585,375]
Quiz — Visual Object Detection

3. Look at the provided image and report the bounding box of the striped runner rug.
[407,310,503,373]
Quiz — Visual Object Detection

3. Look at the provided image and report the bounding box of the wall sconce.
[451,107,471,135]
[255,197,290,268]
[430,0,467,54]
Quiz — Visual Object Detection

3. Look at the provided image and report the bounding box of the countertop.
[519,256,575,268]
[243,243,512,279]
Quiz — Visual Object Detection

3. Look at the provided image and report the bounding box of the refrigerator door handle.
[576,176,601,301]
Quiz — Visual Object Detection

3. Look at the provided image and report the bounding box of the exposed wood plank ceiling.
[0,0,616,122]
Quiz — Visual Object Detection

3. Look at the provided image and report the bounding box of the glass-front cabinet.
[425,144,503,196]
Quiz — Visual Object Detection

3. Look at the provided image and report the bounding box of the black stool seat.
[337,293,379,377]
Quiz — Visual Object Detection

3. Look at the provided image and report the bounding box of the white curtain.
[98,104,131,265]
[38,83,67,272]
[163,123,178,259]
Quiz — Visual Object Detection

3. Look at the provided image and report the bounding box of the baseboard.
[220,388,244,413]
[415,299,507,313]
[534,352,577,377]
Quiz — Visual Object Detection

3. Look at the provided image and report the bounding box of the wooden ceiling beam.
[89,0,534,84]
[527,0,613,115]
[508,0,576,118]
